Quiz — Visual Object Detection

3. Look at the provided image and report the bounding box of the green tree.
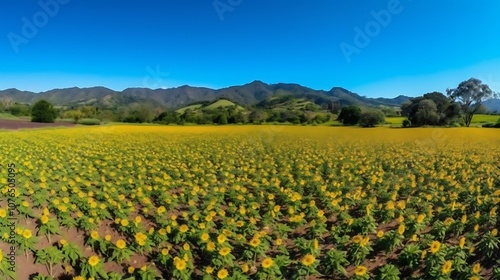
[31,100,57,123]
[402,119,411,128]
[80,106,97,118]
[215,112,228,125]
[180,109,197,123]
[447,78,498,127]
[338,105,361,125]
[359,110,385,127]
[228,111,247,124]
[413,99,440,126]
[401,92,461,126]
[249,110,268,124]
[154,111,180,125]
[63,110,83,123]
[9,104,31,116]
[97,109,115,123]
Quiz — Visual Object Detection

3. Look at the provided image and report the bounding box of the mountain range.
[1,81,499,112]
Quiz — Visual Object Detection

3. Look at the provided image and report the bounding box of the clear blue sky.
[1,0,500,97]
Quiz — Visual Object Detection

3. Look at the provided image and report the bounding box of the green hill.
[175,99,245,113]
[204,99,244,110]
[175,104,203,114]
[0,81,415,110]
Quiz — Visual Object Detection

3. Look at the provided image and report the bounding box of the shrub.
[482,122,500,128]
[359,110,385,127]
[402,119,411,128]
[78,118,101,125]
[31,100,57,123]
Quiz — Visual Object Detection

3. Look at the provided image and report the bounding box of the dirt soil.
[0,119,75,130]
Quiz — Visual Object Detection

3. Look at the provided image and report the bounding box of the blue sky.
[1,0,500,97]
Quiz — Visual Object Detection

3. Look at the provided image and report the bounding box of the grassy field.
[385,114,500,126]
[0,113,20,120]
[203,99,245,111]
[385,117,406,126]
[203,99,236,110]
[0,125,499,279]
[471,114,500,123]
[175,104,203,114]
[175,100,245,114]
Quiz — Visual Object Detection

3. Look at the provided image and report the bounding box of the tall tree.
[447,78,497,127]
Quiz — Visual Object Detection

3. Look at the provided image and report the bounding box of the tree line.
[154,106,332,125]
[6,78,498,127]
[401,78,497,127]
[331,78,499,128]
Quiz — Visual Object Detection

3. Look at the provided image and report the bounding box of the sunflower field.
[0,125,499,280]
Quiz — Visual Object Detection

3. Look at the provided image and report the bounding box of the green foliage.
[35,246,64,277]
[215,112,228,125]
[78,118,101,125]
[61,242,84,266]
[155,96,333,126]
[97,109,114,122]
[376,264,400,280]
[338,105,362,125]
[9,103,31,116]
[153,111,181,124]
[324,248,349,277]
[478,232,499,258]
[447,78,498,127]
[402,119,411,128]
[401,92,461,127]
[380,107,400,117]
[31,100,57,123]
[30,274,54,280]
[63,110,83,123]
[483,122,500,128]
[415,100,441,125]
[249,110,267,124]
[117,103,156,123]
[399,244,421,270]
[204,99,242,110]
[359,110,385,127]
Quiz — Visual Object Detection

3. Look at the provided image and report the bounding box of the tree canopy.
[359,110,385,127]
[447,78,498,127]
[337,105,361,125]
[31,100,57,123]
[401,92,461,127]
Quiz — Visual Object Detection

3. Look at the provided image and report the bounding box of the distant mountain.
[483,99,500,113]
[374,95,412,106]
[0,81,412,110]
